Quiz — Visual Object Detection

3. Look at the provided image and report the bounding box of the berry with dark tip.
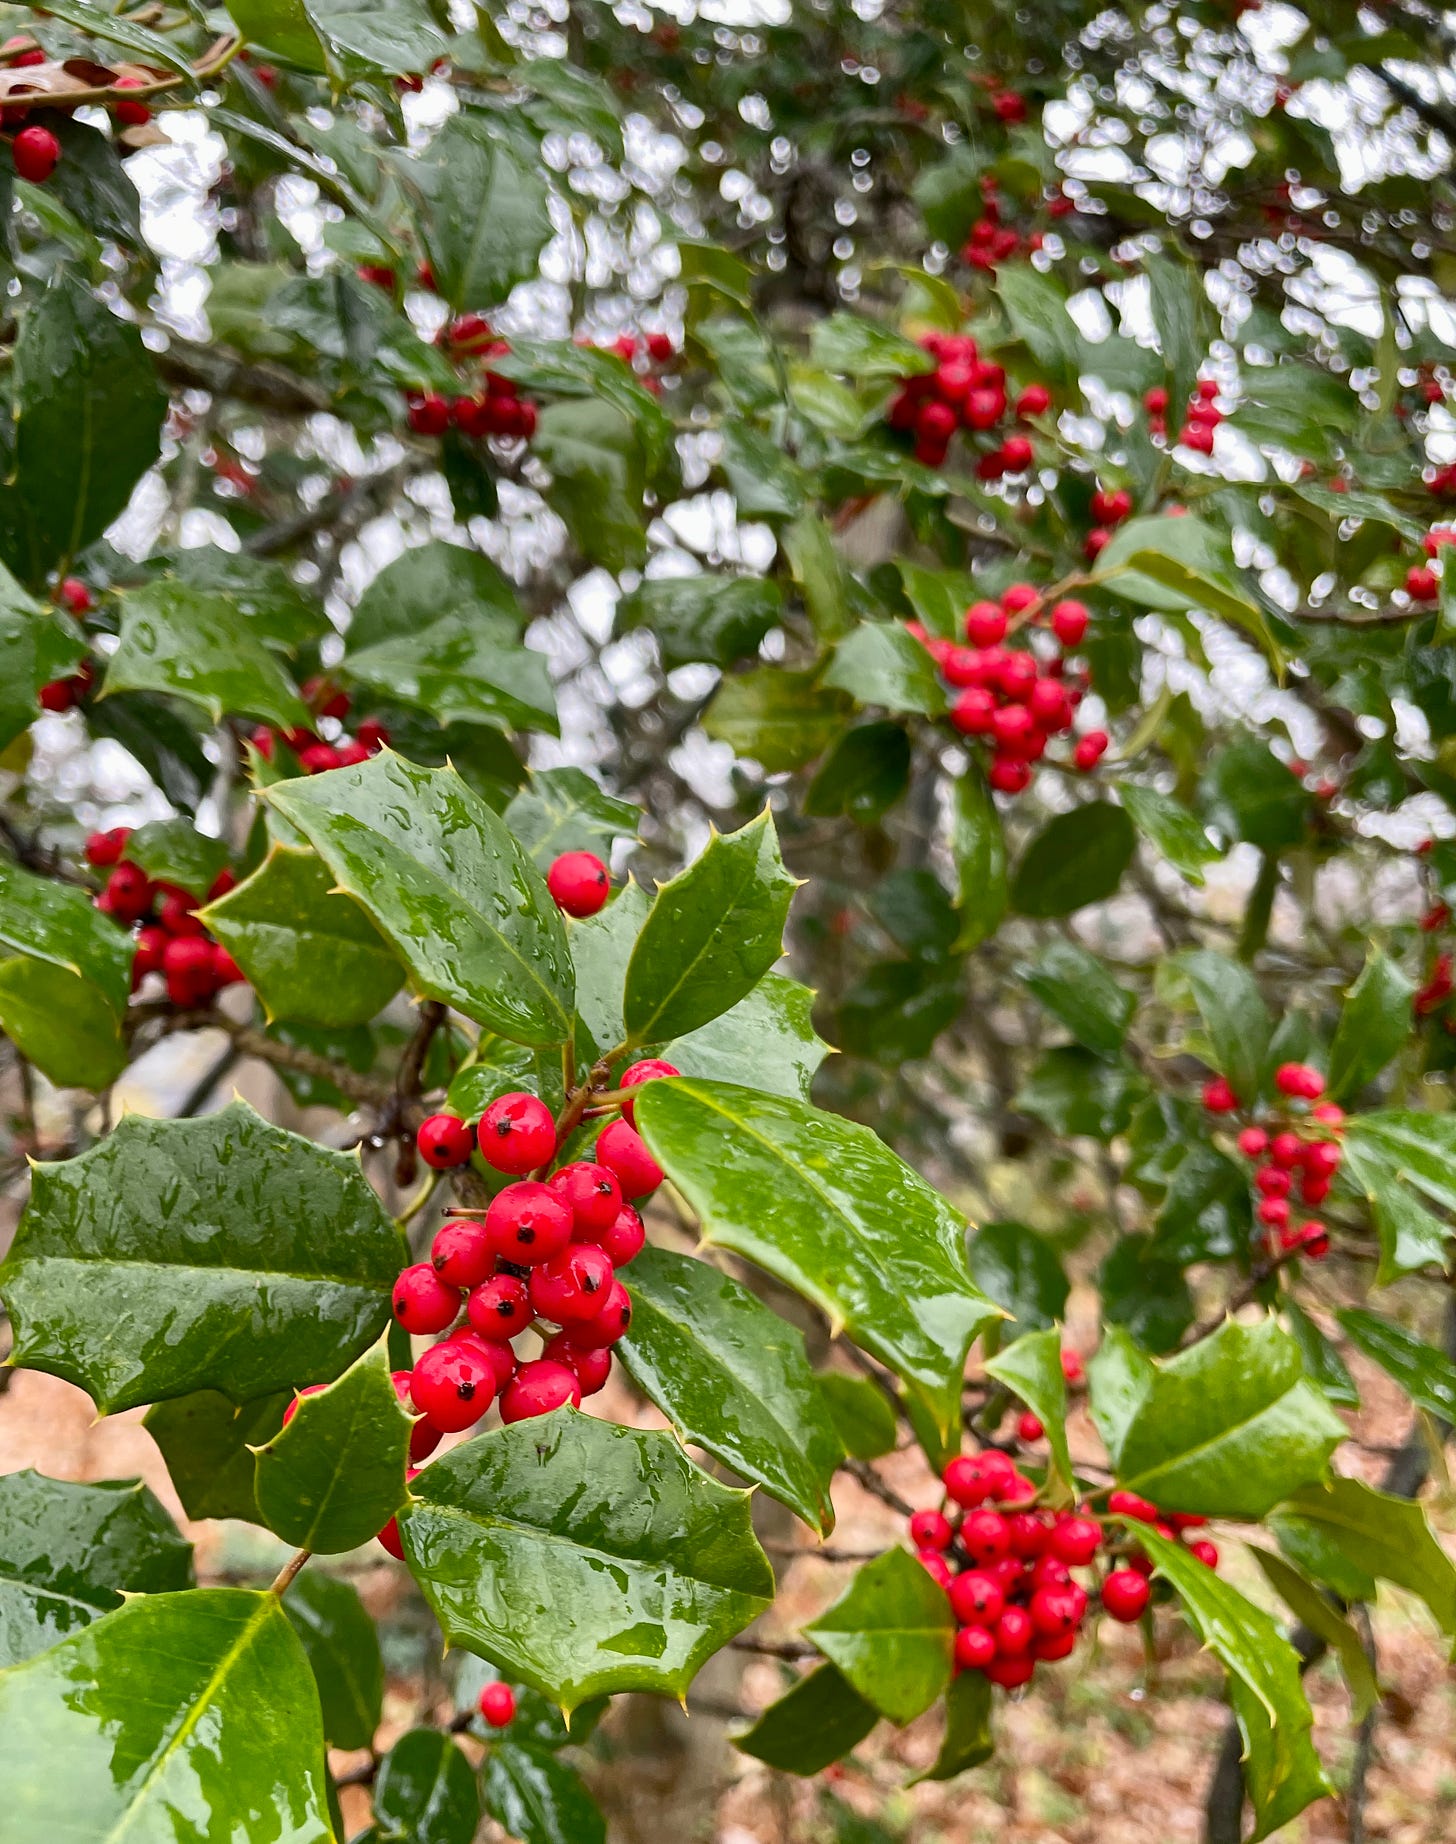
[546,850,610,918]
[499,1357,583,1422]
[478,1092,557,1175]
[417,1113,474,1170]
[392,1262,462,1335]
[484,1181,574,1267]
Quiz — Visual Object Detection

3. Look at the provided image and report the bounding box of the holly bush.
[0,0,1454,1839]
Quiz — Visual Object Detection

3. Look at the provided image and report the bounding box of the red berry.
[1101,1568,1151,1623]
[1182,423,1215,454]
[595,1119,663,1199]
[12,125,60,184]
[454,1329,518,1393]
[163,935,219,1007]
[1236,1126,1269,1159]
[965,600,1008,647]
[466,1273,533,1340]
[84,827,128,868]
[1269,1131,1303,1169]
[1016,1410,1044,1442]
[529,1243,616,1324]
[1060,1348,1085,1388]
[1274,1061,1324,1100]
[1297,1221,1330,1260]
[1408,566,1441,602]
[949,1569,1004,1625]
[568,1278,633,1349]
[954,1625,997,1671]
[994,1606,1034,1654]
[132,925,167,983]
[547,850,610,918]
[949,688,997,736]
[484,1181,573,1267]
[548,1161,624,1237]
[542,1332,612,1396]
[106,863,154,925]
[1001,583,1040,617]
[479,1682,517,1727]
[411,1337,496,1432]
[478,1092,557,1175]
[1107,1490,1158,1523]
[1006,1512,1051,1558]
[992,89,1028,124]
[1072,731,1109,772]
[1049,1515,1101,1567]
[158,890,205,938]
[1028,1586,1082,1637]
[910,1509,953,1552]
[618,1058,679,1122]
[1050,599,1089,647]
[1201,1076,1240,1114]
[1189,1539,1219,1570]
[430,1217,495,1291]
[989,757,1032,794]
[943,1457,990,1508]
[919,1549,954,1589]
[406,392,451,436]
[645,332,675,364]
[1028,679,1071,731]
[1258,1197,1291,1228]
[299,743,342,776]
[1144,387,1169,415]
[984,1651,1035,1688]
[1015,383,1052,417]
[999,435,1034,473]
[417,1113,474,1170]
[377,1516,405,1560]
[499,1357,582,1422]
[392,1262,462,1334]
[356,717,390,752]
[1090,487,1132,525]
[390,1371,443,1462]
[1084,527,1111,561]
[594,1204,645,1267]
[962,1510,1011,1566]
[1255,1164,1292,1196]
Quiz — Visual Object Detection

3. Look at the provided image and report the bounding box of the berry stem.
[268,1546,312,1596]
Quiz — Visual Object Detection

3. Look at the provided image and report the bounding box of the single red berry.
[392,1262,462,1334]
[1255,1164,1292,1197]
[994,1606,1034,1655]
[1258,1197,1291,1228]
[618,1058,679,1123]
[964,600,1008,647]
[1090,487,1133,525]
[547,851,610,918]
[1182,423,1215,454]
[299,743,342,776]
[1001,583,1040,617]
[1072,731,1109,772]
[478,1092,557,1175]
[595,1204,646,1267]
[529,1243,615,1325]
[1016,1410,1044,1443]
[1030,1554,1073,1592]
[387,1371,442,1463]
[211,943,245,988]
[1084,527,1111,560]
[594,1119,663,1199]
[1297,1221,1330,1260]
[356,717,390,753]
[992,89,1028,123]
[918,1549,954,1590]
[55,576,94,614]
[84,826,131,867]
[112,76,152,127]
[430,1218,495,1292]
[1101,1568,1151,1623]
[1144,386,1169,415]
[417,1113,474,1170]
[500,1357,583,1422]
[1303,1139,1341,1178]
[1201,1075,1240,1114]
[411,1337,496,1433]
[163,934,219,1007]
[1049,1515,1100,1567]
[132,925,167,983]
[984,1651,1035,1688]
[1050,599,1089,647]
[1028,1586,1082,1637]
[1015,383,1052,417]
[548,1161,624,1237]
[645,331,675,364]
[954,1624,997,1671]
[377,1515,406,1560]
[962,1510,1011,1566]
[158,890,205,938]
[949,688,997,737]
[949,1569,1004,1626]
[996,651,1039,704]
[1060,1348,1085,1388]
[989,757,1032,794]
[406,392,451,436]
[12,125,60,184]
[1269,1130,1303,1169]
[1236,1126,1269,1159]
[466,1273,533,1341]
[999,435,1034,473]
[479,1682,517,1727]
[1107,1490,1158,1523]
[452,1330,517,1394]
[1408,566,1441,602]
[334,741,372,768]
[484,1180,574,1267]
[943,1457,990,1508]
[909,1509,953,1552]
[106,862,154,924]
[566,1276,633,1351]
[1274,1061,1324,1100]
[1188,1539,1219,1570]
[542,1332,612,1396]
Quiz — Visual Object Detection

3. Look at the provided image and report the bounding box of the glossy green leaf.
[1112,1318,1346,1519]
[0,857,133,1018]
[400,1408,774,1708]
[810,313,932,380]
[1248,1547,1378,1723]
[254,1339,413,1554]
[405,115,550,310]
[1097,1236,1193,1355]
[805,722,912,826]
[1018,942,1135,1059]
[1337,1134,1449,1284]
[623,811,796,1046]
[284,1570,384,1751]
[534,399,649,573]
[1095,515,1279,667]
[0,1472,192,1668]
[733,1662,878,1774]
[569,881,649,1057]
[0,567,85,750]
[1270,1476,1456,1638]
[1087,1326,1156,1468]
[1283,1300,1359,1409]
[482,1741,605,1844]
[619,1246,844,1535]
[4,273,164,588]
[950,764,1007,949]
[125,820,232,901]
[664,971,830,1102]
[159,548,329,653]
[915,1669,994,1782]
[0,1589,333,1843]
[804,1548,953,1726]
[703,667,851,773]
[815,1371,898,1460]
[1011,803,1136,918]
[342,543,555,734]
[445,1037,566,1121]
[1134,1528,1330,1840]
[617,573,783,670]
[967,1221,1069,1335]
[105,581,311,732]
[504,768,640,867]
[719,423,805,518]
[1174,948,1271,1108]
[144,1390,291,1523]
[1334,1308,1456,1422]
[0,1102,403,1412]
[985,1327,1072,1489]
[30,0,197,72]
[374,1729,480,1844]
[0,957,126,1090]
[1116,782,1222,885]
[201,844,405,1027]
[1326,950,1415,1102]
[996,265,1081,380]
[822,623,945,716]
[265,752,574,1046]
[635,1078,997,1447]
[1016,1046,1147,1139]
[783,512,853,641]
[1201,736,1313,853]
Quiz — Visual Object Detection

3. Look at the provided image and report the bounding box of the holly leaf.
[951,766,1007,949]
[144,1390,290,1523]
[803,1548,953,1726]
[254,1339,413,1554]
[985,1327,1072,1490]
[482,1740,606,1844]
[533,399,649,573]
[1248,1547,1378,1723]
[405,115,551,311]
[914,1670,994,1783]
[504,768,640,867]
[0,566,85,750]
[703,666,851,772]
[264,752,575,1047]
[1011,804,1136,917]
[1334,1307,1456,1421]
[1134,1528,1330,1840]
[1018,941,1135,1059]
[617,573,783,671]
[200,843,405,1028]
[1112,1317,1346,1518]
[1336,1134,1449,1284]
[0,857,134,1018]
[0,1472,192,1667]
[733,1663,879,1773]
[1087,1325,1156,1467]
[104,581,311,732]
[635,1077,997,1448]
[967,1221,1069,1334]
[1269,1476,1456,1639]
[0,1590,334,1843]
[374,1729,480,1844]
[0,957,126,1090]
[569,881,649,1058]
[0,1103,403,1412]
[1095,515,1280,669]
[283,1571,384,1752]
[822,623,946,716]
[124,819,232,900]
[400,1408,774,1708]
[623,810,797,1046]
[1172,948,1271,1108]
[664,971,831,1102]
[815,1372,898,1460]
[1117,782,1223,885]
[618,1246,844,1535]
[1327,949,1415,1102]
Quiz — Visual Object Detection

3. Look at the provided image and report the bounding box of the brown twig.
[729,1636,818,1660]
[268,1548,311,1596]
[842,1458,915,1518]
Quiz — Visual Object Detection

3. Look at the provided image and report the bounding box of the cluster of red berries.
[404,316,539,443]
[1202,1061,1342,1262]
[583,329,678,395]
[958,175,1048,274]
[907,588,1106,793]
[2,37,161,183]
[36,578,97,711]
[86,828,244,1006]
[1142,378,1223,456]
[250,681,389,777]
[1402,532,1451,603]
[886,332,1053,472]
[1077,482,1135,564]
